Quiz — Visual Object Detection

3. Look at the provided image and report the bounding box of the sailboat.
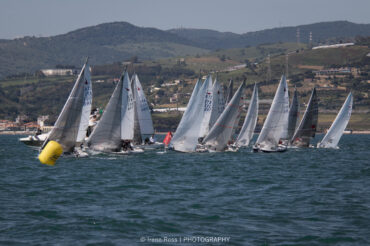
[40,58,92,156]
[253,75,289,152]
[291,87,318,147]
[87,71,136,153]
[287,88,299,141]
[318,92,353,148]
[209,76,225,130]
[235,83,258,147]
[170,78,207,152]
[202,81,245,152]
[131,74,160,148]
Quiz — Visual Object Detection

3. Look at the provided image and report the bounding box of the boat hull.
[19,133,49,147]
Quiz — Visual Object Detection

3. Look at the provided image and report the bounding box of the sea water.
[0,134,369,245]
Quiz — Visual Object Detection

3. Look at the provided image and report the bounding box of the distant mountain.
[0,22,208,78]
[169,21,370,49]
[0,20,369,78]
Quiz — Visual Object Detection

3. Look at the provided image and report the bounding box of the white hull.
[19,133,50,147]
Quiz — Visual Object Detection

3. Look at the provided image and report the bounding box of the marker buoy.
[38,141,63,165]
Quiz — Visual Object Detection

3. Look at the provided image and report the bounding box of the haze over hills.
[0,20,369,78]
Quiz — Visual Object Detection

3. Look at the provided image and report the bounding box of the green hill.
[0,22,208,79]
[1,21,370,79]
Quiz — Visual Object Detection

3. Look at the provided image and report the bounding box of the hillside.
[169,21,370,49]
[0,22,209,79]
[1,21,370,79]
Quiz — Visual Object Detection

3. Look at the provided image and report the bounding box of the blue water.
[0,134,369,245]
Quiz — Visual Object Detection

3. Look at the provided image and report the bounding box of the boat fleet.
[22,59,353,165]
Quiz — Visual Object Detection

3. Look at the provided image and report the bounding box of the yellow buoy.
[38,141,63,165]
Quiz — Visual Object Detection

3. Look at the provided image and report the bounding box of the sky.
[1,0,370,39]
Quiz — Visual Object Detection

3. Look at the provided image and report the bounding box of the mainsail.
[203,82,245,151]
[170,79,206,152]
[254,75,289,151]
[236,83,258,147]
[43,59,92,152]
[318,92,353,148]
[209,77,225,129]
[291,87,318,147]
[287,88,299,141]
[198,75,214,138]
[88,71,132,152]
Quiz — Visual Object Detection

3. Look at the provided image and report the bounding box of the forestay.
[170,79,206,152]
[203,82,245,151]
[254,75,289,150]
[318,92,353,148]
[291,87,318,147]
[236,83,258,147]
[43,60,92,153]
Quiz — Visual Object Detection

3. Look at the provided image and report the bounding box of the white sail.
[43,60,91,152]
[318,92,353,148]
[87,72,126,152]
[254,75,289,150]
[203,82,245,151]
[131,76,142,144]
[209,77,225,129]
[132,74,154,136]
[76,61,93,143]
[198,75,214,138]
[236,83,258,147]
[170,79,205,152]
[291,88,318,147]
[121,72,135,140]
